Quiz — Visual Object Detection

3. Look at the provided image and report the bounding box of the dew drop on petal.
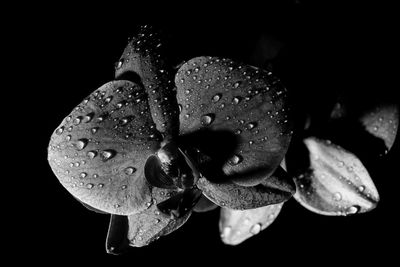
[212,94,222,103]
[86,183,94,189]
[100,150,116,161]
[221,226,232,238]
[347,206,359,214]
[87,151,97,159]
[232,97,241,105]
[250,223,262,235]
[74,138,88,151]
[229,154,242,165]
[358,185,365,192]
[124,167,137,175]
[333,192,342,201]
[201,114,215,126]
[56,126,64,135]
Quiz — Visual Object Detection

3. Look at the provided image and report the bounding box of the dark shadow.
[178,129,240,183]
[115,70,143,86]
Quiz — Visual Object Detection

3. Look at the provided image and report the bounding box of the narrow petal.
[219,203,283,245]
[294,137,379,216]
[115,25,179,137]
[48,80,163,215]
[175,56,293,186]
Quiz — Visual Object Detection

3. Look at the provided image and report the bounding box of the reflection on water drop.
[358,185,365,192]
[87,151,97,159]
[84,112,95,123]
[347,206,359,214]
[232,97,241,105]
[333,192,342,201]
[115,59,123,69]
[74,138,88,151]
[87,183,94,189]
[250,223,262,235]
[201,114,215,126]
[56,126,64,135]
[221,226,232,238]
[212,94,222,103]
[100,150,116,161]
[124,167,137,175]
[229,154,242,165]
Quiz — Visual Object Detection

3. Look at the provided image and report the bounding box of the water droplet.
[185,89,190,95]
[100,150,116,161]
[84,112,95,123]
[115,59,123,69]
[105,96,113,104]
[98,183,104,188]
[65,135,71,141]
[232,97,241,104]
[121,185,127,190]
[91,127,98,134]
[212,94,222,103]
[247,122,257,130]
[373,126,378,131]
[66,116,72,122]
[146,202,152,208]
[358,185,365,192]
[233,82,241,88]
[221,226,232,238]
[56,126,64,135]
[250,223,262,235]
[80,172,87,178]
[201,114,215,126]
[229,154,242,165]
[178,104,183,113]
[73,117,82,125]
[114,204,120,208]
[74,138,88,151]
[124,167,137,175]
[333,192,342,201]
[87,183,94,189]
[347,206,359,214]
[87,151,97,159]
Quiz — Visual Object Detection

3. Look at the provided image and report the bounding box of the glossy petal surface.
[115,25,179,137]
[48,80,164,215]
[294,137,379,216]
[176,56,292,186]
[219,203,283,245]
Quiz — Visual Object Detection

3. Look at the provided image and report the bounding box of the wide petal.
[175,56,293,186]
[48,80,168,215]
[294,137,379,216]
[219,203,283,245]
[115,25,179,138]
[197,166,294,210]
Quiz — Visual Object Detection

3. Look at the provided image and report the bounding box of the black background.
[16,1,398,265]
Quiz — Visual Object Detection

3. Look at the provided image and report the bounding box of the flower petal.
[294,137,379,216]
[219,203,283,245]
[127,188,192,247]
[48,80,164,215]
[115,25,179,138]
[360,103,398,152]
[197,166,294,210]
[175,56,293,186]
